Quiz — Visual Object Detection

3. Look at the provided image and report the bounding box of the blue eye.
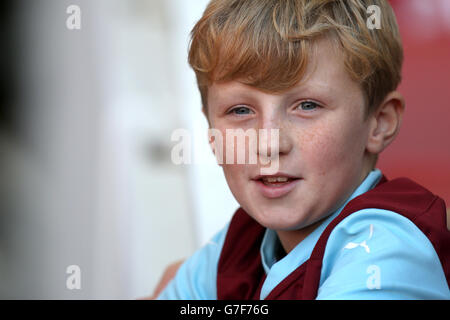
[298,101,319,111]
[229,106,253,115]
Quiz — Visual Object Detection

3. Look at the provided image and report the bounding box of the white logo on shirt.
[343,224,374,253]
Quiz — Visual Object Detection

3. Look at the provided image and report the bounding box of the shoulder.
[345,176,444,221]
[157,222,229,299]
[317,208,450,299]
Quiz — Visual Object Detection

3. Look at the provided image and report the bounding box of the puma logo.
[343,224,374,253]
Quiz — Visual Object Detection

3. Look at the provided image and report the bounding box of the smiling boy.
[157,0,450,299]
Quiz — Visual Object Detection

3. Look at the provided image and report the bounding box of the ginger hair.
[188,0,403,118]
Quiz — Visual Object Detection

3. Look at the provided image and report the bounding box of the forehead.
[208,38,360,104]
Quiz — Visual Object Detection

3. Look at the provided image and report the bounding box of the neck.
[276,217,327,254]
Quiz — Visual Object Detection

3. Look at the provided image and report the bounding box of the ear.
[366,91,405,154]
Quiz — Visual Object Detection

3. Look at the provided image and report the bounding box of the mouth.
[252,173,302,198]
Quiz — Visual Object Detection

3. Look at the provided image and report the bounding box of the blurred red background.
[379,0,450,206]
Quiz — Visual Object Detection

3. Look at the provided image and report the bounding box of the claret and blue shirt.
[158,169,450,300]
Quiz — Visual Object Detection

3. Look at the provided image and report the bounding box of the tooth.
[262,176,290,183]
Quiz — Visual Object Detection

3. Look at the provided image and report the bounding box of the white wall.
[164,0,239,248]
[2,0,238,299]
[90,0,238,298]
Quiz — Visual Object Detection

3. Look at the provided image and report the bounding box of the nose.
[256,111,293,159]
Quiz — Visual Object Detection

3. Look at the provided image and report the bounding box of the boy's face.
[206,38,374,231]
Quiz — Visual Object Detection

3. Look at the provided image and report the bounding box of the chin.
[248,206,309,231]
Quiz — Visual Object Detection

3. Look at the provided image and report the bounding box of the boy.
[156,0,450,299]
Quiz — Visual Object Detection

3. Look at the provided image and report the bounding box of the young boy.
[156,0,450,299]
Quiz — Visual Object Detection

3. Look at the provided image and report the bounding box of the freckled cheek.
[222,164,251,204]
[297,127,351,173]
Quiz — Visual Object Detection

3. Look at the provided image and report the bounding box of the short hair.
[188,0,403,117]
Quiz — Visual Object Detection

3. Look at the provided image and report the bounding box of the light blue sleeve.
[157,223,229,300]
[317,209,450,300]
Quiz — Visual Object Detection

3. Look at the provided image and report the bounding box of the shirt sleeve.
[157,223,229,300]
[316,208,450,300]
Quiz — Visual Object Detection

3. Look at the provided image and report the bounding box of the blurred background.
[0,0,448,299]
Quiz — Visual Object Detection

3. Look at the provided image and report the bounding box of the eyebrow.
[210,85,260,107]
